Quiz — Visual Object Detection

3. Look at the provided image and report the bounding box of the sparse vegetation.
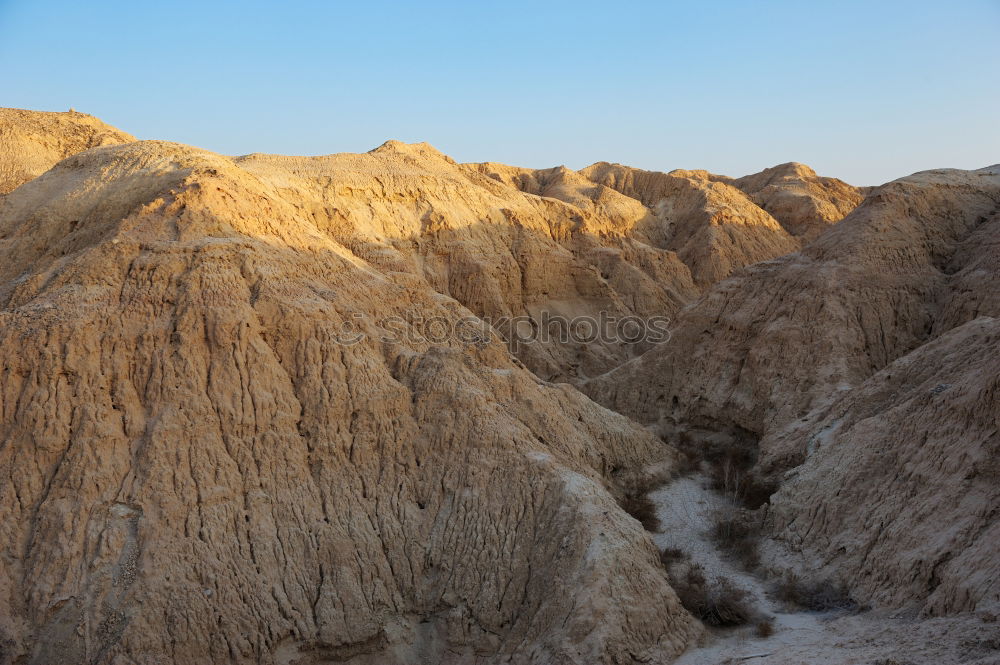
[676,429,777,510]
[660,549,761,627]
[754,618,775,638]
[710,505,762,570]
[772,571,858,611]
[674,450,701,475]
[659,546,689,567]
[616,473,669,532]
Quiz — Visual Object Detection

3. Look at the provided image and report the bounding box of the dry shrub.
[709,455,777,510]
[772,571,857,611]
[674,451,701,475]
[663,558,759,627]
[617,472,667,532]
[659,546,689,567]
[679,431,777,509]
[754,618,775,638]
[711,507,761,570]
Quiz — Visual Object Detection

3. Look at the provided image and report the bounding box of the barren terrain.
[0,108,996,665]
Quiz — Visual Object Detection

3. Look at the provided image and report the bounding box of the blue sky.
[1,0,998,184]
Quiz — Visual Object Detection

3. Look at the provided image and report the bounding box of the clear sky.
[1,0,998,185]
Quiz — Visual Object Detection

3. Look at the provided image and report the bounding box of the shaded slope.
[586,165,1000,447]
[768,316,1000,615]
[584,165,1000,617]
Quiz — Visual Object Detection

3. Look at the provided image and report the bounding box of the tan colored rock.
[586,165,1000,450]
[579,162,800,286]
[0,107,134,196]
[767,316,1000,615]
[730,162,865,240]
[0,139,702,664]
[585,165,1000,617]
[229,145,698,382]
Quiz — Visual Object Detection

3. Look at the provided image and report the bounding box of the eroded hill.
[0,138,701,665]
[0,107,134,196]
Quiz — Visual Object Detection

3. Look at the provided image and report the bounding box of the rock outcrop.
[575,162,802,287]
[0,139,701,664]
[228,143,702,383]
[0,107,134,196]
[730,162,865,240]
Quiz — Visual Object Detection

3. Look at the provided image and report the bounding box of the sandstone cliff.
[0,139,702,664]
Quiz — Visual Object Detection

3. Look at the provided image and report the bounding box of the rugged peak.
[665,168,726,182]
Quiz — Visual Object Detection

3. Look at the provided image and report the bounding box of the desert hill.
[231,142,699,382]
[0,138,701,664]
[578,162,800,286]
[729,161,864,240]
[585,165,1000,441]
[0,108,134,197]
[767,315,1000,615]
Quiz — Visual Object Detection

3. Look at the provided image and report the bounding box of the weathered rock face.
[0,108,134,196]
[0,140,701,664]
[768,317,1000,615]
[4,103,993,665]
[576,162,802,287]
[586,165,1000,616]
[730,162,865,240]
[227,145,701,383]
[586,166,1000,447]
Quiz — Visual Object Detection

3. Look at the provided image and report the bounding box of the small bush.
[699,576,756,626]
[677,430,776,509]
[772,572,857,611]
[670,563,708,618]
[659,546,690,568]
[620,492,660,532]
[711,508,761,570]
[754,618,775,638]
[674,451,701,476]
[667,562,758,627]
